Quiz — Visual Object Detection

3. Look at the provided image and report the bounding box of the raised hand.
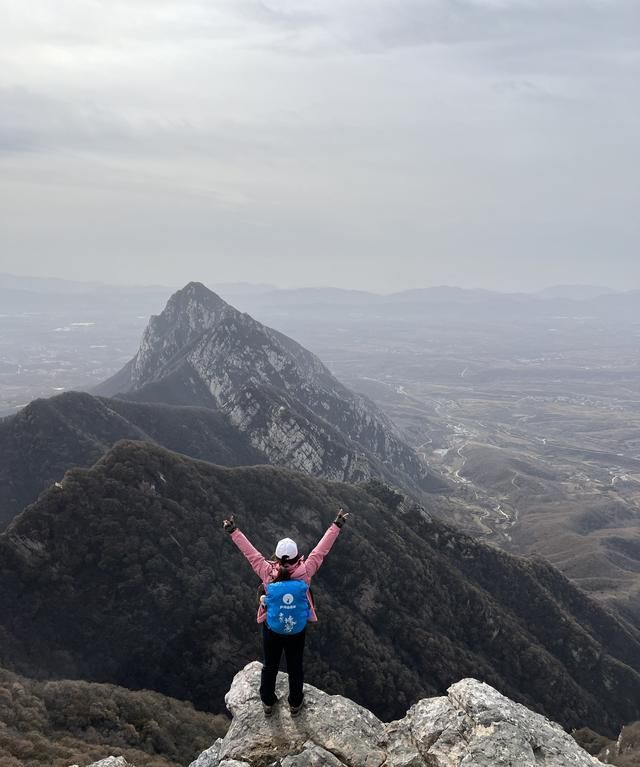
[334,507,350,528]
[223,514,237,534]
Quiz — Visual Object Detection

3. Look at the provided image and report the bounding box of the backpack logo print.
[266,580,310,635]
[281,614,297,632]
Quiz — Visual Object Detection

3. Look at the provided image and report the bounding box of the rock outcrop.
[189,661,603,767]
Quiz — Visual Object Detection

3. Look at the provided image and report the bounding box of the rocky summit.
[95,661,602,767]
[95,282,440,494]
[196,662,602,767]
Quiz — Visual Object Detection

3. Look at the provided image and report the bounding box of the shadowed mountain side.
[94,282,443,496]
[0,391,264,529]
[0,665,227,767]
[1,441,640,736]
[115,367,219,410]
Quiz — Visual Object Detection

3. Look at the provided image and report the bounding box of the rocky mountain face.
[0,391,264,529]
[92,662,603,767]
[95,282,441,494]
[2,441,640,736]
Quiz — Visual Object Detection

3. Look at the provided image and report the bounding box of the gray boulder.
[393,678,604,766]
[219,661,385,766]
[191,661,604,767]
[188,739,224,767]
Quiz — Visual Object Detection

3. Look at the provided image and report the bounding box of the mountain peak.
[159,281,229,327]
[121,283,232,390]
[167,281,225,308]
[94,283,431,492]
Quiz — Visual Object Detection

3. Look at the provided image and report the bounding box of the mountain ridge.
[1,440,640,735]
[0,390,265,529]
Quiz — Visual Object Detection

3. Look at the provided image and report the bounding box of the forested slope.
[0,391,264,529]
[0,666,226,767]
[1,441,640,735]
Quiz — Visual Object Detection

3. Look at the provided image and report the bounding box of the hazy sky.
[1,1,638,292]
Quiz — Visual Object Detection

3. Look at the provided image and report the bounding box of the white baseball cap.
[275,537,298,560]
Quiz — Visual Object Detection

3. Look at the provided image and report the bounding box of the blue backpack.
[265,580,310,635]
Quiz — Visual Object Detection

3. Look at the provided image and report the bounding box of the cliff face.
[96,282,439,493]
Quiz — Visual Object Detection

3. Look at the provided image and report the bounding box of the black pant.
[260,623,306,706]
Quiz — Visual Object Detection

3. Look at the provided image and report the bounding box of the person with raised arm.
[223,508,349,717]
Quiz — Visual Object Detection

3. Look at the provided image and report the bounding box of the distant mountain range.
[233,284,635,316]
[0,276,171,314]
[0,272,623,305]
[1,440,640,736]
[536,284,618,301]
[3,274,637,350]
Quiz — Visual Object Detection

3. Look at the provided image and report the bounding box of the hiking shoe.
[262,702,275,717]
[289,698,304,718]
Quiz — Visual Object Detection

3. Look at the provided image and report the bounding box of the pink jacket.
[230,523,341,623]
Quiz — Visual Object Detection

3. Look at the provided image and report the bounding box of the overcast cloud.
[0,0,638,291]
